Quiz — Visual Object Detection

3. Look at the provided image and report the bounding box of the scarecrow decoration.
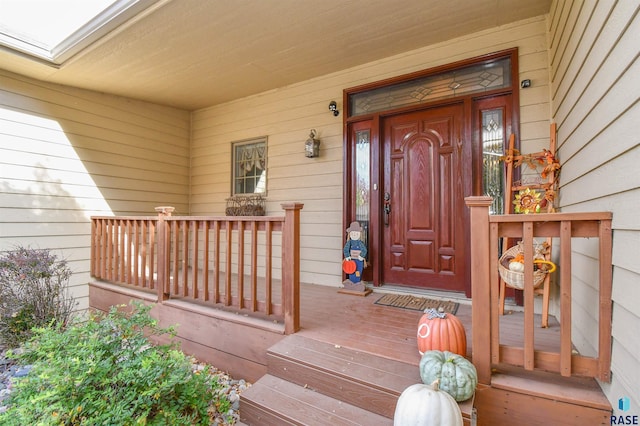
[339,221,372,296]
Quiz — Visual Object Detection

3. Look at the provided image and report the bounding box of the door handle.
[383,192,391,226]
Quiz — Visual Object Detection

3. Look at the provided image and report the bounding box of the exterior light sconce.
[329,101,339,116]
[305,129,320,158]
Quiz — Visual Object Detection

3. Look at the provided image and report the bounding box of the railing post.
[281,202,304,334]
[155,206,174,302]
[465,196,493,385]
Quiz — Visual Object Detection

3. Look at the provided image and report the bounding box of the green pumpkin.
[419,350,477,402]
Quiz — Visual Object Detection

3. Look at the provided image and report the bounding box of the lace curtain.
[238,144,265,176]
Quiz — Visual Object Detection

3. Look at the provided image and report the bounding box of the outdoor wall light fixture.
[305,129,321,158]
[329,101,339,116]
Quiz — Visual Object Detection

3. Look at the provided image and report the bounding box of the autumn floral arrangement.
[501,148,561,214]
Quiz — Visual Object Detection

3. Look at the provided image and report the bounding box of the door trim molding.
[342,48,520,295]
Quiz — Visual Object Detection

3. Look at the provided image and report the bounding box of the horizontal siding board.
[611,267,640,319]
[560,189,640,231]
[0,109,189,159]
[559,145,640,205]
[0,148,189,183]
[610,230,640,275]
[558,101,639,186]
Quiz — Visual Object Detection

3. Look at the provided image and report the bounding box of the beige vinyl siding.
[191,15,551,287]
[0,70,190,310]
[548,0,640,412]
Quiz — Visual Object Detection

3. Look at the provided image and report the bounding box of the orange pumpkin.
[417,308,467,356]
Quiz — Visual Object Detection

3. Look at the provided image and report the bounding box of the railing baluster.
[171,221,179,296]
[559,220,573,377]
[202,221,210,302]
[119,219,125,282]
[106,219,113,281]
[126,219,133,285]
[251,221,258,312]
[191,220,199,299]
[489,221,500,364]
[225,220,232,306]
[213,220,220,303]
[265,221,273,314]
[181,220,189,297]
[523,221,535,371]
[148,220,156,291]
[237,221,245,309]
[140,220,147,288]
[133,220,139,286]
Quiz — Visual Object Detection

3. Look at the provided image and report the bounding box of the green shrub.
[1,301,231,425]
[0,246,77,347]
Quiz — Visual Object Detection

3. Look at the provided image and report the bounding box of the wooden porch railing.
[90,203,303,334]
[466,196,612,385]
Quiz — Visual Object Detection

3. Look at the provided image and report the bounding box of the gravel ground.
[0,347,250,425]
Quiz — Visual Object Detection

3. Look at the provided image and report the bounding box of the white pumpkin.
[509,261,525,272]
[393,381,463,426]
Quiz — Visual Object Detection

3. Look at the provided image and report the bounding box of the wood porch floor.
[295,283,560,367]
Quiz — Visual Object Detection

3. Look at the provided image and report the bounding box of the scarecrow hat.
[346,221,363,233]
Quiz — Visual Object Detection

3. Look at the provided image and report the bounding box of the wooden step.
[240,334,475,424]
[266,334,419,418]
[240,374,392,425]
[475,364,612,425]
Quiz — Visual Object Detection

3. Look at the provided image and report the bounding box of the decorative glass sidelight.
[349,57,511,117]
[355,129,370,246]
[482,109,505,214]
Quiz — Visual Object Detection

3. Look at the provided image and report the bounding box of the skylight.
[0,0,158,65]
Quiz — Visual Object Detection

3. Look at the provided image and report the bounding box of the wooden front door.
[381,103,467,291]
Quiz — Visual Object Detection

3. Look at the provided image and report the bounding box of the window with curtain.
[232,138,267,195]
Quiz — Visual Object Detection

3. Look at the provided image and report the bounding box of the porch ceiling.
[0,0,551,110]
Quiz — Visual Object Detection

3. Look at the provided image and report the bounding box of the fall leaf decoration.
[540,149,561,179]
[501,145,561,213]
[501,148,561,176]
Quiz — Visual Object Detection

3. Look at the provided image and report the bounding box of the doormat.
[374,294,459,315]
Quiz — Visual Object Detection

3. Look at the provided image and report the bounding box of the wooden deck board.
[296,283,561,367]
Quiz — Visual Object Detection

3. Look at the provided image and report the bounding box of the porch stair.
[475,364,612,425]
[240,334,474,425]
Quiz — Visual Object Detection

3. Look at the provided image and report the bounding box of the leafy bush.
[0,246,77,347]
[1,302,231,425]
